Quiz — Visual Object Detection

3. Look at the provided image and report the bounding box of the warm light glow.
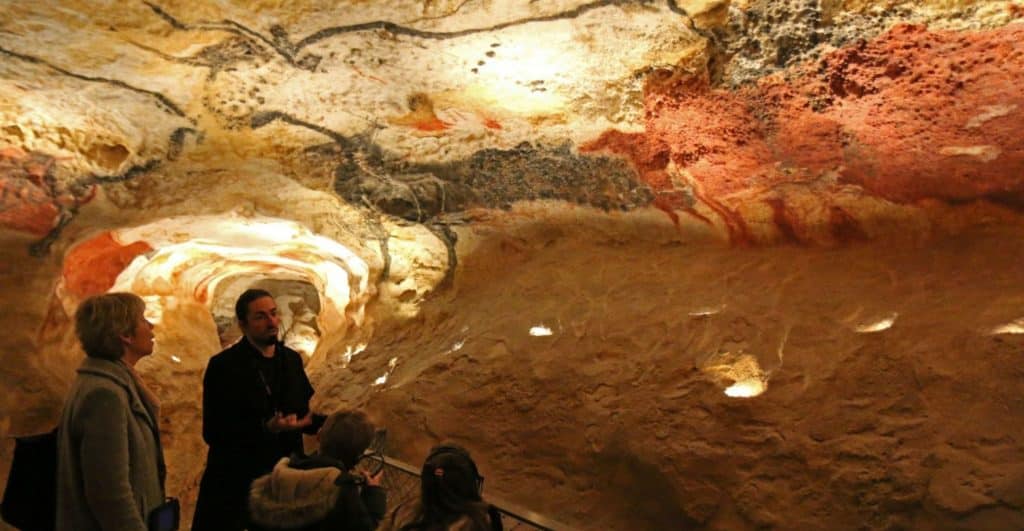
[170,355,182,364]
[855,313,898,333]
[141,295,166,326]
[342,343,367,365]
[689,305,724,317]
[725,378,766,398]
[990,318,1024,335]
[289,335,319,358]
[529,325,553,337]
[700,352,769,399]
[373,374,388,386]
[449,33,572,115]
[107,214,373,360]
[448,339,465,353]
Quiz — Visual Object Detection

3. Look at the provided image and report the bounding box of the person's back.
[248,455,383,531]
[248,409,386,531]
[383,445,501,531]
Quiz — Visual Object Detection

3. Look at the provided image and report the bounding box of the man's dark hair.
[235,288,274,323]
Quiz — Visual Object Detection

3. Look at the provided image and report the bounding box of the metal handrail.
[382,456,578,531]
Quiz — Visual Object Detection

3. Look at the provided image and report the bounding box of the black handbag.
[1,428,58,531]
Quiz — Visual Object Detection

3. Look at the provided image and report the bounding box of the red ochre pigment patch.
[0,148,61,236]
[62,232,153,298]
[584,23,1024,243]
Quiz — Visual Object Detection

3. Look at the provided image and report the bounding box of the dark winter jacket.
[248,455,387,531]
[192,339,321,530]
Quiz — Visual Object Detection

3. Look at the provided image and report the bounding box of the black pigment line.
[426,223,458,290]
[251,111,354,148]
[295,0,654,49]
[665,0,717,42]
[0,46,189,119]
[146,0,703,71]
[143,1,298,67]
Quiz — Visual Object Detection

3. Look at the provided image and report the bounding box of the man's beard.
[250,333,279,347]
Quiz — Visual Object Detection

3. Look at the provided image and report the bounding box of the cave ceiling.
[1,0,1021,262]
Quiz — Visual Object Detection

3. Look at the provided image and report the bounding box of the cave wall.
[1,1,1023,529]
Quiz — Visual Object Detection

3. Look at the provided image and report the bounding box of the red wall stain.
[1,147,97,237]
[414,117,451,132]
[1,149,61,236]
[62,232,153,298]
[583,23,1024,243]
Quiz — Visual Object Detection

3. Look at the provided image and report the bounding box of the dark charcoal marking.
[144,1,304,69]
[251,111,353,148]
[27,157,162,257]
[148,1,701,72]
[143,2,283,58]
[427,223,458,290]
[168,128,200,160]
[295,0,653,49]
[250,110,654,286]
[0,46,188,119]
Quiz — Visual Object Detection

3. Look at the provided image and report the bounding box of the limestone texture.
[1,1,1023,530]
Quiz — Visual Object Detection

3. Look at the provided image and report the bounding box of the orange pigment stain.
[583,23,1024,243]
[62,232,153,298]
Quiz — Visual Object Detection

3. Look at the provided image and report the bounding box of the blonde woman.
[56,293,167,531]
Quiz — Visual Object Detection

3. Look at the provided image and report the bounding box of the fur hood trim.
[249,457,342,527]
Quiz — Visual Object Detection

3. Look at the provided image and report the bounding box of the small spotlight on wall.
[529,325,553,337]
[855,312,898,333]
[990,318,1024,335]
[724,378,765,398]
[689,305,724,317]
[170,355,182,364]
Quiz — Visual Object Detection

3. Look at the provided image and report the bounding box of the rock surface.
[1,1,1023,529]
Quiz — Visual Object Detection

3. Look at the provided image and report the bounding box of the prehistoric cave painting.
[252,110,654,282]
[0,145,190,256]
[0,48,199,254]
[252,111,653,221]
[146,0,703,72]
[0,47,189,120]
[0,148,82,239]
[61,231,154,299]
[0,141,196,256]
[584,23,1024,244]
[141,0,707,132]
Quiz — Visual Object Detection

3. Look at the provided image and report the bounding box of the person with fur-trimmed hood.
[248,409,386,531]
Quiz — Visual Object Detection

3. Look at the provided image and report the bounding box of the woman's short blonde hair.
[74,292,145,361]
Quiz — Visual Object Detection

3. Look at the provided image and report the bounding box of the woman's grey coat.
[56,357,166,531]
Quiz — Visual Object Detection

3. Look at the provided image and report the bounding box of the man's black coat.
[191,339,318,531]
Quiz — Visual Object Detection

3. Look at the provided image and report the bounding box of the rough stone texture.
[0,1,1023,530]
[316,214,1024,530]
[704,0,1022,87]
[584,22,1024,244]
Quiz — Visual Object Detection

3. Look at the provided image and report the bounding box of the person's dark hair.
[401,445,494,531]
[235,288,273,323]
[75,292,146,361]
[319,409,375,469]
